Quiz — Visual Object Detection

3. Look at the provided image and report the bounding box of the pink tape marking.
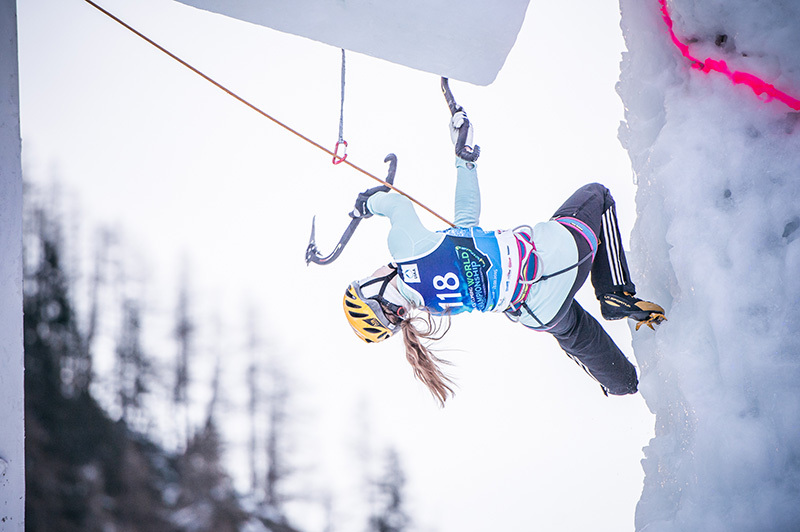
[658,0,800,111]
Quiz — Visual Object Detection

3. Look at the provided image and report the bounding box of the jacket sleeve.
[454,158,480,228]
[367,192,443,260]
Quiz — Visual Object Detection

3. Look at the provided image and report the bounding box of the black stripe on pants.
[545,183,638,395]
[548,300,639,395]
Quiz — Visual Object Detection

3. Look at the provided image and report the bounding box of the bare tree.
[368,448,411,532]
[173,268,195,448]
[246,307,261,495]
[85,227,116,360]
[115,297,152,430]
[243,304,295,520]
[264,358,292,513]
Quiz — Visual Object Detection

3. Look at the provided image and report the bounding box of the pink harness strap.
[509,229,538,308]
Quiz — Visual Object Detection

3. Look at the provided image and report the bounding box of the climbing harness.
[83,0,454,230]
[332,49,348,165]
[506,226,540,309]
[504,220,597,327]
[504,250,594,328]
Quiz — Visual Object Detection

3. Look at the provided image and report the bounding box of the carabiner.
[332,139,348,165]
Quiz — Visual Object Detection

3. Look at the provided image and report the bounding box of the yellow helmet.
[343,273,406,343]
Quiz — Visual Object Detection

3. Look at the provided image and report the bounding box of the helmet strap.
[360,265,405,319]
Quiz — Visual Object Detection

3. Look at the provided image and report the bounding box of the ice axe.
[441,77,480,162]
[306,154,398,265]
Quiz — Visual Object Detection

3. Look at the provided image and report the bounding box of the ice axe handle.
[305,215,362,266]
[440,78,480,162]
[305,153,398,266]
[441,77,461,115]
[384,152,397,186]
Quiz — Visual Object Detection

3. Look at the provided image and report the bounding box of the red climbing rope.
[83,0,456,228]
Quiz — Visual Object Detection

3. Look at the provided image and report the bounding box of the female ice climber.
[343,111,665,405]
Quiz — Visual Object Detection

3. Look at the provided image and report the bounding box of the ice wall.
[617,0,800,530]
[173,0,530,85]
[0,1,25,529]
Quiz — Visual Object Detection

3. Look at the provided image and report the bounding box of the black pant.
[551,182,636,299]
[547,183,638,395]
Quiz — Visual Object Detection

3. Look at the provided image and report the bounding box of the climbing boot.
[600,292,666,330]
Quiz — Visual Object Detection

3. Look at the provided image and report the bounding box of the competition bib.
[397,227,516,314]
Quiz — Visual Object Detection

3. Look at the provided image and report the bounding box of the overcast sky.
[18,1,655,530]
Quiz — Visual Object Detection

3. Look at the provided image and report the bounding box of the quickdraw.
[332,49,348,165]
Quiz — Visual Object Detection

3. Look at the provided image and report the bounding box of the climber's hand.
[449,110,474,147]
[351,185,389,219]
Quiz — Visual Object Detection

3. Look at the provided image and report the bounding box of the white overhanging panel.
[173,0,530,85]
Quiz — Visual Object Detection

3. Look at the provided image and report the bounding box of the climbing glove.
[449,110,474,147]
[351,185,389,219]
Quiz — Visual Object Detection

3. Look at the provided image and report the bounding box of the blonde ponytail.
[399,310,454,406]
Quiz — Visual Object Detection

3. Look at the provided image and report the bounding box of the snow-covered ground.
[618,0,800,529]
[0,1,25,530]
